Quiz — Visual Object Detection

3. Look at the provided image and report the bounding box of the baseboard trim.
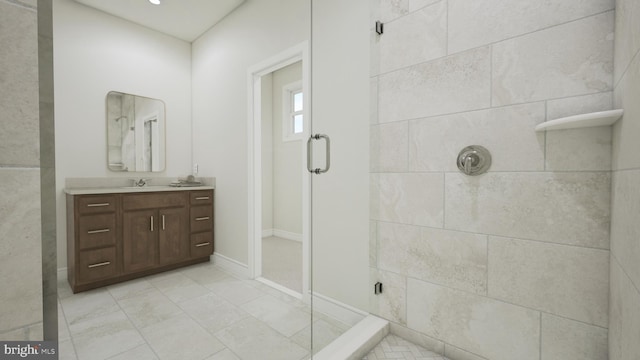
[256,277,302,299]
[311,292,368,327]
[212,252,249,279]
[313,315,389,360]
[262,228,302,242]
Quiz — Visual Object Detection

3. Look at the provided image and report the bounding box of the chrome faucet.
[132,178,150,187]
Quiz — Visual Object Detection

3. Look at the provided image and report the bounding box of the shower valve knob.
[457,145,491,176]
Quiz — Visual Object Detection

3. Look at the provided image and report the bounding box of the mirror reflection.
[106,91,166,172]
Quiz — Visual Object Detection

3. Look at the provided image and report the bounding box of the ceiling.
[73,0,246,42]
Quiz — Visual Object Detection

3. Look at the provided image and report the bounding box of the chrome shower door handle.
[307,134,331,174]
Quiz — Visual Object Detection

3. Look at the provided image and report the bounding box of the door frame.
[246,41,311,301]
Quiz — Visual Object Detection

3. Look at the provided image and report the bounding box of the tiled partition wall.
[0,0,44,340]
[369,1,614,359]
[609,0,640,358]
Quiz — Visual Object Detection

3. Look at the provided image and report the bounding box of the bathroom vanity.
[65,186,214,293]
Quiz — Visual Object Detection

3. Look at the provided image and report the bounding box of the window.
[283,81,304,141]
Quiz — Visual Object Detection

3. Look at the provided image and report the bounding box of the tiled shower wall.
[0,0,56,340]
[0,0,44,340]
[369,1,614,359]
[609,0,640,358]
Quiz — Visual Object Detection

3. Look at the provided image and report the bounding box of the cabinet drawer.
[77,195,116,214]
[191,233,213,258]
[78,247,117,283]
[123,192,187,211]
[78,214,117,250]
[191,206,213,233]
[190,190,213,205]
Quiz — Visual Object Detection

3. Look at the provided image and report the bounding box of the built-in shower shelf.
[535,109,624,132]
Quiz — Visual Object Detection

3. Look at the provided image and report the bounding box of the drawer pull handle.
[88,261,111,268]
[162,215,165,230]
[87,229,110,234]
[195,242,210,247]
[150,216,154,232]
[195,217,210,221]
[87,203,110,207]
[195,197,210,200]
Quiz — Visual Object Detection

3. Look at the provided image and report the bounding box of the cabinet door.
[158,207,189,265]
[123,209,157,273]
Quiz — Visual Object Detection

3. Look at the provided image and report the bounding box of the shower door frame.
[246,41,312,302]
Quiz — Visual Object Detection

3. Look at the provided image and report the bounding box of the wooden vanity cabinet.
[67,194,120,289]
[67,189,214,293]
[189,190,215,258]
[122,191,189,272]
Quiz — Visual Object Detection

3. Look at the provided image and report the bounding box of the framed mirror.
[106,91,166,172]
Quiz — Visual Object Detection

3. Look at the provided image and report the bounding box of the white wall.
[271,62,303,236]
[53,0,192,269]
[261,73,274,232]
[192,0,309,264]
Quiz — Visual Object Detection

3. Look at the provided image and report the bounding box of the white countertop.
[65,185,215,195]
[64,177,215,195]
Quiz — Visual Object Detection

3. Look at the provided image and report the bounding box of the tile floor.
[58,262,350,360]
[262,236,302,293]
[362,335,450,360]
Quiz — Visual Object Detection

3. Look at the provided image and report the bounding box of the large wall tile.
[545,92,614,172]
[541,313,608,360]
[610,170,640,289]
[389,322,445,355]
[379,47,491,123]
[371,173,444,227]
[612,52,640,170]
[609,258,640,360]
[546,92,613,120]
[369,221,377,267]
[370,121,408,172]
[545,127,612,171]
[378,1,446,74]
[492,12,614,106]
[407,278,540,360]
[0,169,43,333]
[409,103,545,172]
[488,237,609,327]
[613,0,640,84]
[448,0,614,53]
[408,0,441,12]
[444,345,488,360]
[378,222,487,294]
[445,172,610,248]
[369,268,407,325]
[370,77,378,124]
[0,2,40,166]
[373,0,409,23]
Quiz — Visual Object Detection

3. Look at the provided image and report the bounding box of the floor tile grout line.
[59,263,345,360]
[57,298,80,360]
[106,283,163,360]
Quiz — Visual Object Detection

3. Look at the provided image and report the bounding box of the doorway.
[247,42,311,300]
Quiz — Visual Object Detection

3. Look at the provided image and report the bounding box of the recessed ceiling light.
[148,0,161,5]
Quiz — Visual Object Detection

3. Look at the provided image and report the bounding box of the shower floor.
[362,334,450,360]
[57,262,349,360]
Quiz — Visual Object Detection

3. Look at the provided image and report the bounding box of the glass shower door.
[307,0,372,356]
